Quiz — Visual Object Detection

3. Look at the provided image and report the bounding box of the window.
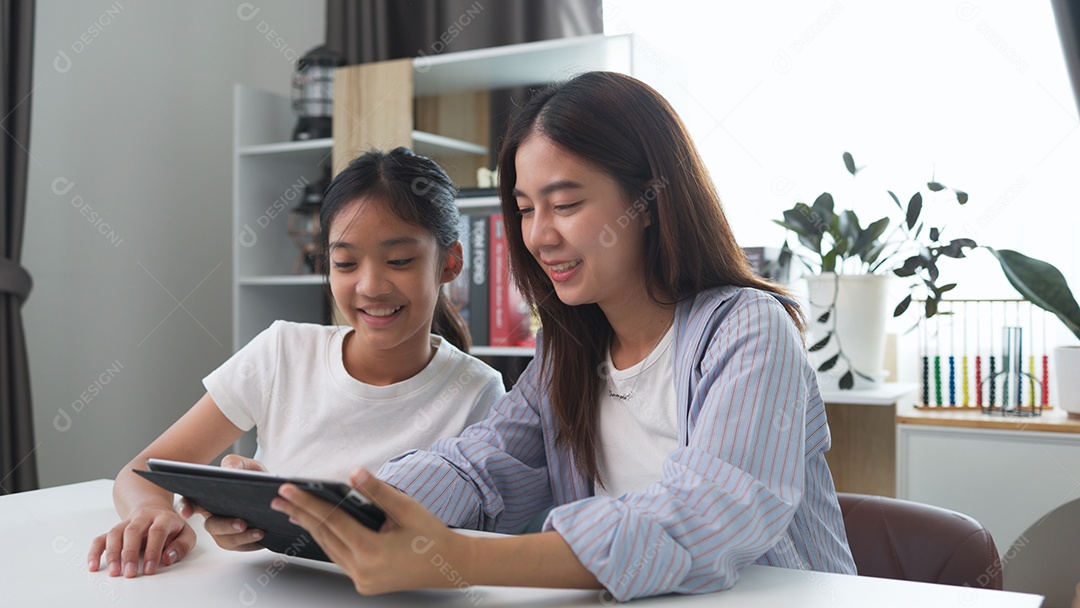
[603,0,1078,306]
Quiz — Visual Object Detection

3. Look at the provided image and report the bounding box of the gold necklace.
[606,317,673,402]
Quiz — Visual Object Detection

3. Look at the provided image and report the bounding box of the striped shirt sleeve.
[377,353,556,533]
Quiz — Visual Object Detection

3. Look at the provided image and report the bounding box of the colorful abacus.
[916,299,1051,415]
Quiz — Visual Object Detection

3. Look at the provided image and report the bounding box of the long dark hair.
[496,71,803,482]
[320,147,470,352]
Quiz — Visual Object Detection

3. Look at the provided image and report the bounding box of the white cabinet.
[896,408,1080,556]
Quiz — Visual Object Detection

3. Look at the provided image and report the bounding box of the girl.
[272,71,857,602]
[87,148,505,578]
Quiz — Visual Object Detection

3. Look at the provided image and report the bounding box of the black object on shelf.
[292,46,345,141]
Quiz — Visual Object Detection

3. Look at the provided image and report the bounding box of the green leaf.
[925,297,938,319]
[940,238,976,258]
[811,193,836,229]
[821,248,838,272]
[839,370,854,389]
[818,354,839,372]
[987,248,1080,340]
[954,189,969,205]
[851,218,888,264]
[887,190,902,210]
[893,255,922,278]
[809,333,832,352]
[929,227,941,242]
[854,370,877,382]
[843,152,857,175]
[894,294,913,317]
[906,192,923,230]
[927,181,946,191]
[817,310,831,323]
[938,282,957,294]
[780,204,824,254]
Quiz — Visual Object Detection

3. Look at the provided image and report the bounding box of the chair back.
[837,493,1001,589]
[1002,496,1080,608]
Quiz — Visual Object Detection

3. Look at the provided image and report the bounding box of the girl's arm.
[87,392,244,578]
[271,468,603,595]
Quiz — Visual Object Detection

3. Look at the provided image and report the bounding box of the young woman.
[87,148,505,578]
[271,71,856,602]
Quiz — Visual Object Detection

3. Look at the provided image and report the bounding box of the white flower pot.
[804,273,891,390]
[1054,346,1080,417]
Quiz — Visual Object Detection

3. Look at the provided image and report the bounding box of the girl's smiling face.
[512,133,651,313]
[327,197,459,359]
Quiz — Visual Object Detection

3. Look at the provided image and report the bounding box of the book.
[468,215,489,346]
[489,214,535,347]
[447,214,471,327]
[743,246,790,283]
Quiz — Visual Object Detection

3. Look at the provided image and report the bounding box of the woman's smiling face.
[512,133,651,311]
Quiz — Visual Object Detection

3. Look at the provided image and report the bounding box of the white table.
[1,480,1044,607]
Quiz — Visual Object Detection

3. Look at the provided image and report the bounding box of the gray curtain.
[327,0,603,64]
[1,0,37,494]
[1052,0,1080,114]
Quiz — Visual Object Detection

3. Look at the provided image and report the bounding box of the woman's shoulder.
[685,285,797,319]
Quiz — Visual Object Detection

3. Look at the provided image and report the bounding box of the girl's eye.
[516,207,534,217]
[388,258,414,267]
[332,261,356,270]
[554,201,582,212]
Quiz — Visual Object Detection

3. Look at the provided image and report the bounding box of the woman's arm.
[271,468,602,595]
[87,392,245,577]
[377,355,566,532]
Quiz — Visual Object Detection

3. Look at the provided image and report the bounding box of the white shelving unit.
[232,34,683,356]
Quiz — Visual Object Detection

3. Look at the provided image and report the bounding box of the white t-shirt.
[595,324,679,498]
[203,321,505,481]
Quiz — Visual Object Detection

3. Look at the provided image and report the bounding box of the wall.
[24,0,326,487]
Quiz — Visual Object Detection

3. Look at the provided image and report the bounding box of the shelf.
[413,34,633,95]
[239,132,482,162]
[238,275,325,286]
[412,131,487,156]
[238,138,333,156]
[471,346,534,357]
[456,195,501,211]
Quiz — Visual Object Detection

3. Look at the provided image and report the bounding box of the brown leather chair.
[837,493,1002,590]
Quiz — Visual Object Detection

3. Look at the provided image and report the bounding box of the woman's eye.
[554,201,582,212]
[332,261,355,270]
[388,258,414,267]
[517,207,534,217]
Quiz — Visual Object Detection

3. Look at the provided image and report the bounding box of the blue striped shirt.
[378,286,856,601]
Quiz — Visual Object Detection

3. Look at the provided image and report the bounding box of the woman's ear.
[439,241,464,284]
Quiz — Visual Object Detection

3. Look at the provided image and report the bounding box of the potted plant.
[987,248,1080,416]
[775,152,977,389]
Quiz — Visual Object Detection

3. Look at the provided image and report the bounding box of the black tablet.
[134,458,386,562]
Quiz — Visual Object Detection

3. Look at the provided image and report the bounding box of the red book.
[489,214,535,347]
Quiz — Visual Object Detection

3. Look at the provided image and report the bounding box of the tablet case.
[134,468,385,562]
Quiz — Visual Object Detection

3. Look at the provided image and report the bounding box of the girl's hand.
[87,507,195,577]
[271,468,471,595]
[179,454,269,552]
